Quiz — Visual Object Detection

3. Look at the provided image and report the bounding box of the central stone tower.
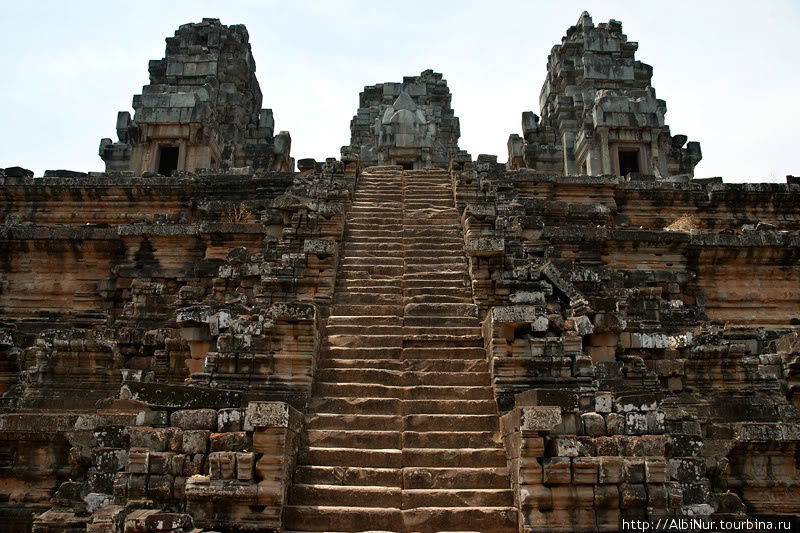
[341,69,462,169]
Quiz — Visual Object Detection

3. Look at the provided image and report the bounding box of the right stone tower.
[508,12,702,178]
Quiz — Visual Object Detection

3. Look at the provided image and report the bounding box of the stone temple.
[1,12,799,533]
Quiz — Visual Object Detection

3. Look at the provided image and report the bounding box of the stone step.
[314,382,493,400]
[341,245,403,253]
[402,399,497,415]
[288,484,401,508]
[315,369,490,387]
[402,229,462,237]
[401,448,507,468]
[293,471,511,501]
[346,221,404,229]
[402,336,484,348]
[306,413,402,431]
[338,265,403,276]
[294,465,402,487]
[402,347,486,360]
[402,431,499,449]
[402,467,511,489]
[402,279,467,290]
[404,255,466,264]
[327,315,402,326]
[403,316,480,327]
[402,488,514,508]
[309,397,497,416]
[402,506,518,533]
[330,305,404,316]
[299,447,403,468]
[333,284,401,294]
[403,272,469,282]
[298,446,507,470]
[334,293,401,305]
[305,429,498,450]
[401,237,463,245]
[317,358,489,373]
[341,257,404,266]
[405,263,468,274]
[325,347,403,360]
[323,325,480,336]
[309,396,401,415]
[327,335,403,348]
[282,505,402,532]
[346,230,404,238]
[404,294,473,304]
[405,414,499,432]
[307,429,401,449]
[404,303,477,317]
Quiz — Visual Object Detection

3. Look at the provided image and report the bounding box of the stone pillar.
[598,127,612,175]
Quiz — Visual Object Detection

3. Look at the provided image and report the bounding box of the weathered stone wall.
[452,154,800,530]
[0,160,355,530]
[99,19,292,174]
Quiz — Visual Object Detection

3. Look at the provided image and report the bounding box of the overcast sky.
[1,1,797,182]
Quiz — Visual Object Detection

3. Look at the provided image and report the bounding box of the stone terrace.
[1,11,800,533]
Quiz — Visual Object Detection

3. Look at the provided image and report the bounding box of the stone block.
[183,454,205,477]
[625,412,648,435]
[614,393,661,413]
[582,412,606,436]
[606,413,624,435]
[594,436,619,456]
[598,456,624,484]
[236,452,255,480]
[217,409,244,432]
[208,451,237,480]
[519,406,562,432]
[245,401,298,429]
[148,451,171,474]
[595,392,613,413]
[619,483,647,509]
[127,449,149,474]
[210,431,251,452]
[548,437,580,457]
[645,458,667,483]
[170,409,218,430]
[668,457,704,483]
[129,427,168,451]
[147,473,173,500]
[593,484,620,509]
[542,457,572,484]
[623,458,645,483]
[182,430,210,454]
[572,457,599,484]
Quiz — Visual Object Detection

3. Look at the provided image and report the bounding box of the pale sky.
[1,1,797,182]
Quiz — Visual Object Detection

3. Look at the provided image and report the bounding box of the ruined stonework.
[1,13,800,533]
[508,12,702,178]
[341,69,463,169]
[99,19,292,175]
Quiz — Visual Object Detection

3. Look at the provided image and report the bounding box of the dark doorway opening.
[618,149,639,177]
[158,146,179,176]
[401,162,414,170]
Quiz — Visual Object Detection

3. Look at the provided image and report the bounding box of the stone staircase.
[283,167,518,532]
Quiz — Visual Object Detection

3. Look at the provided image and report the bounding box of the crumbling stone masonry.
[99,18,292,175]
[341,69,464,170]
[507,12,702,178]
[1,12,800,533]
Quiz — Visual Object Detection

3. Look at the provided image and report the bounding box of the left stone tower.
[99,18,292,174]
